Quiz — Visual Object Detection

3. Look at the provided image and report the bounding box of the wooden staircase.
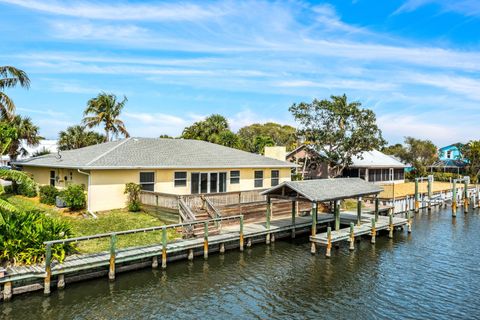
[191,207,220,237]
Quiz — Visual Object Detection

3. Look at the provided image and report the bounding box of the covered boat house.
[261,178,391,255]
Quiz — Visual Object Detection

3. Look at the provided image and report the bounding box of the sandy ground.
[378,181,471,199]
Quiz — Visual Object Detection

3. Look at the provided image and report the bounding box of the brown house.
[284,145,406,184]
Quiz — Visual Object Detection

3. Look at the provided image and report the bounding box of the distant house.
[13,138,295,212]
[428,143,468,174]
[283,145,406,184]
[1,139,57,167]
[342,150,406,184]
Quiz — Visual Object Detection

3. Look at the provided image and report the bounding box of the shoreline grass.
[2,194,181,254]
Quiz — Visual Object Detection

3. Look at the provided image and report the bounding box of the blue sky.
[1,0,480,145]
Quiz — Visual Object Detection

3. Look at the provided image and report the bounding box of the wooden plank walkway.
[310,212,408,245]
[0,211,410,300]
[1,215,322,284]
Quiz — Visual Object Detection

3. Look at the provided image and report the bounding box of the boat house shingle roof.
[261,178,383,202]
[13,137,296,170]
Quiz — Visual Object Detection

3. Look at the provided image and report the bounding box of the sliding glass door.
[191,172,227,194]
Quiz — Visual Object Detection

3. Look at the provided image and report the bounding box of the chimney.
[264,146,287,161]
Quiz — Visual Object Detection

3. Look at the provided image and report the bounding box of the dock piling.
[334,200,340,231]
[3,282,12,301]
[44,243,52,294]
[464,178,469,214]
[414,179,419,213]
[370,218,376,244]
[219,243,225,254]
[203,222,209,259]
[162,226,167,268]
[291,200,296,238]
[188,249,194,261]
[326,227,332,258]
[388,210,394,239]
[57,274,65,289]
[452,180,457,217]
[427,175,433,211]
[349,222,355,251]
[374,197,379,222]
[247,238,252,248]
[152,256,159,268]
[109,234,116,281]
[311,202,317,237]
[357,197,362,226]
[239,215,244,251]
[407,211,412,233]
[266,196,271,244]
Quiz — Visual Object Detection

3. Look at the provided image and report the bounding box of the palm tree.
[58,125,106,150]
[83,92,130,142]
[6,115,41,161]
[0,66,30,119]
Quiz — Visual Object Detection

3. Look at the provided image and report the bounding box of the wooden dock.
[310,212,410,256]
[0,208,410,301]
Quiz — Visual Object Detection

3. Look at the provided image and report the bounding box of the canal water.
[2,207,480,319]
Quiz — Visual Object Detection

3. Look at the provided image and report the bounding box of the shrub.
[124,182,141,212]
[16,182,37,197]
[432,172,462,182]
[3,185,13,194]
[61,184,86,210]
[0,209,74,265]
[39,185,60,205]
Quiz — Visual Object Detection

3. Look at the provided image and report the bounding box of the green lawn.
[3,195,181,254]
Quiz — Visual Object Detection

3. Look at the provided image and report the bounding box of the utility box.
[56,196,67,208]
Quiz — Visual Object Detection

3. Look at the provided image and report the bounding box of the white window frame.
[254,170,264,188]
[271,170,280,186]
[230,170,240,184]
[174,171,187,187]
[140,171,155,191]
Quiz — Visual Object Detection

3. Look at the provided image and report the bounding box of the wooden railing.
[140,191,179,210]
[184,189,267,208]
[205,197,222,229]
[42,215,245,292]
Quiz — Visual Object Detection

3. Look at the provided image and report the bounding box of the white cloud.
[0,0,227,21]
[124,112,186,126]
[394,0,480,16]
[377,114,478,145]
[274,79,397,91]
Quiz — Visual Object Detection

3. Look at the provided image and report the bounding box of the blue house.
[439,144,462,161]
[429,143,467,174]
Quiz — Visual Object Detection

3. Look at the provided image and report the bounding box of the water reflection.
[2,207,480,320]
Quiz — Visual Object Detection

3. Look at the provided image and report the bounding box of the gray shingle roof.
[261,178,383,202]
[13,137,296,169]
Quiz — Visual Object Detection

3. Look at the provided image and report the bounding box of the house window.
[446,150,452,159]
[271,170,279,186]
[140,172,155,191]
[50,170,55,186]
[174,172,187,187]
[230,170,240,184]
[254,170,263,188]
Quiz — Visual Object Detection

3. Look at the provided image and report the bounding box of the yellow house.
[13,138,295,212]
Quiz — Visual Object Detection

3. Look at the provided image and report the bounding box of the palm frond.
[0,66,30,90]
[0,91,15,118]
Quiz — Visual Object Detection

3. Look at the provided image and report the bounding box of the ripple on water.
[2,208,480,320]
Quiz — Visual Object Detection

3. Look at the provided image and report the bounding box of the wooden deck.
[310,212,408,245]
[0,211,408,300]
